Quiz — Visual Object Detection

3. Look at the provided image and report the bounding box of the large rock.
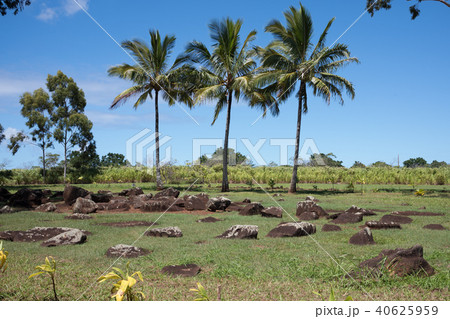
[63,185,90,205]
[8,188,47,208]
[72,198,98,214]
[380,214,413,224]
[41,229,87,247]
[35,202,57,212]
[296,200,327,218]
[239,203,264,216]
[261,207,283,218]
[119,187,144,197]
[349,227,375,245]
[365,221,401,229]
[0,227,89,242]
[332,212,363,224]
[86,193,113,203]
[0,205,13,214]
[161,264,201,277]
[266,222,316,238]
[298,211,319,221]
[0,187,12,201]
[359,245,435,277]
[322,224,342,232]
[153,187,180,199]
[100,199,131,211]
[106,244,150,258]
[145,226,183,238]
[207,197,231,212]
[184,193,209,211]
[216,225,258,239]
[345,205,376,216]
[141,197,179,212]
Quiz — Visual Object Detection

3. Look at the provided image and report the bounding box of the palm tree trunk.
[154,90,163,190]
[289,83,304,194]
[222,92,232,192]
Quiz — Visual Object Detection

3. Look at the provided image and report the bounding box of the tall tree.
[366,0,449,20]
[0,0,30,16]
[186,18,277,192]
[47,71,93,183]
[256,3,358,193]
[108,30,193,190]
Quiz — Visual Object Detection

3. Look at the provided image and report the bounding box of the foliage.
[39,153,60,169]
[429,160,447,168]
[101,153,127,167]
[403,157,428,168]
[97,262,145,301]
[370,161,391,168]
[314,287,353,301]
[414,189,426,196]
[309,153,343,167]
[268,177,276,190]
[0,123,4,144]
[190,282,210,301]
[28,256,58,301]
[0,241,8,273]
[351,161,366,168]
[68,142,100,183]
[199,147,248,166]
[0,0,30,16]
[366,0,450,20]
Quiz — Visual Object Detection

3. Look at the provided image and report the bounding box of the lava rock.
[216,225,258,239]
[197,217,222,223]
[242,198,251,203]
[41,229,87,247]
[97,221,158,227]
[153,187,180,199]
[298,211,319,221]
[119,187,144,197]
[239,203,264,216]
[332,212,363,224]
[8,188,47,208]
[72,198,98,214]
[106,244,150,258]
[207,197,231,212]
[322,224,342,232]
[380,214,413,224]
[0,205,13,214]
[266,222,316,238]
[365,221,401,229]
[423,224,446,230]
[345,205,376,216]
[63,185,90,205]
[86,193,113,203]
[145,226,182,238]
[349,227,375,245]
[35,202,57,212]
[65,214,93,220]
[184,193,209,211]
[261,207,283,218]
[296,200,327,218]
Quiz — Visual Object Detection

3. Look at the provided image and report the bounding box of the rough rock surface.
[0,187,12,201]
[72,197,98,214]
[99,199,131,211]
[261,207,283,218]
[41,229,87,247]
[322,224,342,232]
[332,212,363,224]
[106,244,150,258]
[345,205,376,216]
[358,245,435,277]
[243,198,251,203]
[365,221,401,229]
[153,187,180,199]
[145,226,182,238]
[423,224,446,230]
[197,217,222,223]
[141,197,179,212]
[298,211,319,221]
[8,188,47,208]
[207,197,231,212]
[184,193,209,211]
[63,185,90,205]
[86,193,113,203]
[161,264,201,277]
[349,227,375,245]
[0,227,89,243]
[35,202,57,212]
[216,225,258,239]
[119,187,144,197]
[239,203,264,216]
[296,200,327,218]
[266,222,316,238]
[0,205,13,214]
[380,214,413,224]
[65,213,93,220]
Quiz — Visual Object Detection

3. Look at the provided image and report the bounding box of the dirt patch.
[96,221,159,227]
[197,217,222,223]
[393,211,444,217]
[0,227,90,242]
[161,264,201,277]
[423,224,446,230]
[322,224,342,232]
[380,214,413,224]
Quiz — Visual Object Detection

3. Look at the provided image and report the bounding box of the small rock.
[106,244,150,258]
[298,211,319,221]
[365,221,401,229]
[119,187,144,197]
[332,212,363,224]
[322,224,342,232]
[349,227,375,245]
[345,205,376,216]
[72,198,98,214]
[423,224,446,231]
[242,198,251,203]
[0,205,13,214]
[296,200,327,218]
[216,225,258,239]
[65,214,93,220]
[145,226,182,238]
[41,229,87,247]
[35,202,57,212]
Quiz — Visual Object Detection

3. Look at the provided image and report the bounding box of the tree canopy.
[101,153,127,167]
[0,0,30,16]
[366,0,450,20]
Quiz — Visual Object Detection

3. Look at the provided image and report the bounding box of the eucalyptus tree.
[108,30,193,190]
[185,18,277,192]
[47,71,93,183]
[256,3,359,193]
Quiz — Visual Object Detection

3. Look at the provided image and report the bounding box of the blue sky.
[0,0,449,169]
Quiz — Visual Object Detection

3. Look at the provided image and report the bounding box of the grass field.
[0,183,449,301]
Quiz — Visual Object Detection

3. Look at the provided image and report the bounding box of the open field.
[0,183,449,301]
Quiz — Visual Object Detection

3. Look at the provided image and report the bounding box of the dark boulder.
[0,227,89,243]
[266,222,316,238]
[345,205,376,216]
[322,224,342,232]
[380,214,413,224]
[63,185,90,205]
[298,211,319,221]
[8,188,47,208]
[349,227,375,245]
[261,207,283,218]
[41,229,87,247]
[423,224,446,230]
[207,197,231,212]
[332,212,363,224]
[216,225,258,239]
[184,193,209,211]
[153,187,180,199]
[86,193,113,203]
[119,187,144,197]
[239,203,264,216]
[0,187,12,201]
[296,200,327,218]
[145,226,182,238]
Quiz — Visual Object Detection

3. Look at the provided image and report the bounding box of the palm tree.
[186,18,276,192]
[108,30,192,189]
[256,3,359,193]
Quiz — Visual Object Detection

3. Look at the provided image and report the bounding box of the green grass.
[0,183,449,301]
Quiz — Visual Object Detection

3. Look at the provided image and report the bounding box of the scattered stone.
[101,199,131,211]
[345,205,376,216]
[86,193,113,203]
[216,225,258,239]
[153,187,180,199]
[266,222,316,238]
[35,202,57,212]
[365,221,401,229]
[41,229,87,247]
[380,214,413,224]
[106,244,151,258]
[298,211,319,221]
[261,207,283,218]
[278,198,285,201]
[296,200,327,218]
[349,227,375,245]
[0,205,13,214]
[73,197,98,214]
[65,214,93,220]
[161,264,201,277]
[358,245,435,277]
[141,197,179,212]
[97,221,158,227]
[184,193,209,211]
[63,185,90,205]
[392,211,443,217]
[239,203,264,216]
[207,197,231,212]
[119,187,144,197]
[8,188,47,208]
[243,198,251,203]
[332,212,363,224]
[145,226,182,238]
[0,227,89,243]
[322,224,342,232]
[305,196,318,202]
[197,217,222,223]
[273,193,282,197]
[423,224,446,231]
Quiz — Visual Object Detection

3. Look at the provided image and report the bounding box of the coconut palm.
[108,30,192,189]
[256,3,359,193]
[186,18,277,192]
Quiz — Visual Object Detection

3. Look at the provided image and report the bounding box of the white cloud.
[36,0,90,22]
[64,0,89,15]
[37,7,57,21]
[3,127,20,141]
